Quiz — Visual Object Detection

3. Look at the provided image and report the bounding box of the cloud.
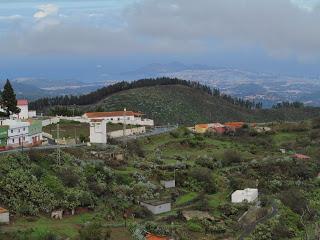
[2,0,320,59]
[125,0,320,59]
[33,4,59,20]
[0,15,23,21]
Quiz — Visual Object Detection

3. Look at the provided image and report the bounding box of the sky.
[1,0,320,81]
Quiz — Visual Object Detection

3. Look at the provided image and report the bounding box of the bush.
[190,167,217,194]
[223,150,242,166]
[79,222,111,240]
[187,221,204,232]
[279,189,308,215]
[127,140,145,157]
[56,167,80,188]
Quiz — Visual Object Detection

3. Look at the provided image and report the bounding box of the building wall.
[0,212,9,224]
[90,121,107,144]
[107,127,146,139]
[42,117,60,127]
[15,105,29,120]
[160,180,175,189]
[28,111,37,118]
[7,123,29,147]
[141,202,171,214]
[231,189,258,203]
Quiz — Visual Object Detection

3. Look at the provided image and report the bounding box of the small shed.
[231,188,258,203]
[141,200,171,215]
[160,180,175,189]
[0,207,9,224]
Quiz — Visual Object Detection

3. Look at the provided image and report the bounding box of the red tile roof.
[292,154,311,160]
[196,124,209,129]
[146,233,170,240]
[17,99,28,106]
[224,122,245,129]
[85,111,143,119]
[0,207,8,213]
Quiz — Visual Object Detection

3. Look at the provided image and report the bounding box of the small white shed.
[0,207,9,224]
[160,180,175,189]
[141,200,171,215]
[231,188,258,203]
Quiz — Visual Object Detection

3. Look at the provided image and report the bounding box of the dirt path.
[238,202,278,240]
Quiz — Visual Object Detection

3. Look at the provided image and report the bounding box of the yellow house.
[195,124,209,133]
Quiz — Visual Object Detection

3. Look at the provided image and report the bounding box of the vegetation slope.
[31,78,320,125]
[82,85,320,125]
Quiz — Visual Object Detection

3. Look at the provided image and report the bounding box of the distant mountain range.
[9,62,320,107]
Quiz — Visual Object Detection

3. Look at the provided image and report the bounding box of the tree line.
[272,101,305,109]
[30,77,263,111]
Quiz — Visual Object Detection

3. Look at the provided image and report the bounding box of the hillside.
[82,85,320,125]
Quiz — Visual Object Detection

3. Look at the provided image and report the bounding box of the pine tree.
[2,79,20,116]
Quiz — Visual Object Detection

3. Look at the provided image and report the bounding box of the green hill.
[82,85,320,125]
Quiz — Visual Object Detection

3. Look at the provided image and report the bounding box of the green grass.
[2,213,95,238]
[273,132,299,145]
[176,192,198,206]
[208,192,231,209]
[44,121,90,140]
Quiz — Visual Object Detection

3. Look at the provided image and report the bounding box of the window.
[111,118,113,121]
[12,139,14,143]
[118,118,120,121]
[11,130,13,133]
[23,128,25,131]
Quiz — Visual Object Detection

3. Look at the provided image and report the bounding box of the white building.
[1,119,29,148]
[0,99,36,120]
[141,200,171,215]
[83,110,154,126]
[14,100,29,120]
[90,119,108,144]
[0,207,9,224]
[231,188,258,203]
[160,180,176,189]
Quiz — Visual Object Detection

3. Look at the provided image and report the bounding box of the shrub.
[56,167,80,188]
[223,150,242,166]
[279,189,308,215]
[187,221,204,232]
[127,140,145,157]
[190,167,217,194]
[79,222,111,240]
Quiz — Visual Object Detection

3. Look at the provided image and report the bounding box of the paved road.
[0,143,86,154]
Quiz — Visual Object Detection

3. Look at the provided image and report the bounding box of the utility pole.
[123,108,127,146]
[57,123,61,165]
[74,127,77,144]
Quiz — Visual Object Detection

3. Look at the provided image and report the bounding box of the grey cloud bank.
[1,0,320,60]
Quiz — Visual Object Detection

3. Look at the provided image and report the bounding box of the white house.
[1,119,29,148]
[89,119,108,144]
[83,110,154,126]
[15,99,29,120]
[0,207,9,224]
[141,200,171,215]
[231,188,258,203]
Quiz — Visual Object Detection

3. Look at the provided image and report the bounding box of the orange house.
[195,124,209,133]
